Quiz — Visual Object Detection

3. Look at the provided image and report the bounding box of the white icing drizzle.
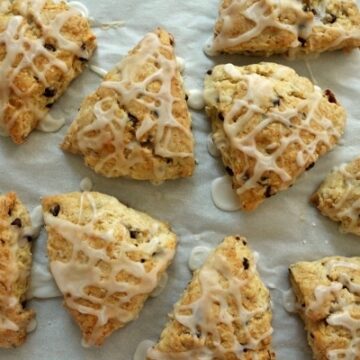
[147,248,272,359]
[134,340,156,360]
[323,161,360,235]
[188,246,211,271]
[89,64,108,78]
[187,89,205,110]
[304,59,317,85]
[282,288,301,313]
[214,64,341,198]
[211,176,241,212]
[304,259,360,358]
[80,177,93,192]
[23,205,43,240]
[207,134,220,158]
[207,0,360,56]
[0,0,91,136]
[44,192,175,346]
[175,57,185,73]
[68,1,89,18]
[76,32,193,178]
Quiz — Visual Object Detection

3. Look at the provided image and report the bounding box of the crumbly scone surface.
[0,0,96,144]
[312,157,360,236]
[61,28,194,181]
[0,192,34,348]
[290,256,360,360]
[209,0,360,57]
[42,191,177,346]
[147,236,275,360]
[204,62,346,211]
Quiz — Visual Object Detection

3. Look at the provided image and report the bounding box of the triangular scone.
[61,28,195,182]
[290,257,360,360]
[207,0,360,57]
[312,157,360,236]
[0,192,34,348]
[42,191,177,346]
[0,0,96,144]
[204,63,346,211]
[147,236,275,359]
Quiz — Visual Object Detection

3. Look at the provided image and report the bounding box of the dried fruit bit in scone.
[42,191,177,347]
[206,0,360,57]
[0,0,96,144]
[61,28,195,182]
[312,157,360,236]
[0,192,35,348]
[147,236,275,360]
[204,62,346,211]
[290,257,360,360]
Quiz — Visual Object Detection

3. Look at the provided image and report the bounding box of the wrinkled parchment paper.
[1,0,360,359]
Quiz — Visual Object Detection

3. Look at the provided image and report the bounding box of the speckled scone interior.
[209,0,360,57]
[0,192,34,348]
[42,191,177,347]
[290,257,360,360]
[312,157,360,236]
[147,236,275,360]
[0,0,96,144]
[204,62,346,211]
[61,27,195,182]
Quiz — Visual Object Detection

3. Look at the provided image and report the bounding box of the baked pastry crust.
[61,28,195,182]
[312,157,360,236]
[0,0,96,144]
[290,257,360,360]
[204,62,346,211]
[147,236,275,360]
[42,191,177,347]
[207,0,360,57]
[0,192,34,348]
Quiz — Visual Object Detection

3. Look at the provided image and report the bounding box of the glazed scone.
[42,191,177,347]
[312,157,360,236]
[206,0,360,57]
[61,28,195,182]
[204,63,346,211]
[0,0,96,144]
[290,257,360,360]
[0,192,34,348]
[147,236,275,360]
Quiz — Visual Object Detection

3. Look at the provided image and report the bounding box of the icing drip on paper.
[211,176,241,212]
[147,245,272,359]
[134,340,156,360]
[77,32,193,178]
[187,89,205,110]
[80,177,93,192]
[215,64,342,198]
[44,192,175,346]
[207,134,220,158]
[303,259,360,359]
[188,246,211,271]
[206,0,360,55]
[0,0,91,136]
[89,64,108,78]
[37,113,65,133]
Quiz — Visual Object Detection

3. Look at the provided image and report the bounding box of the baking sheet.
[1,0,360,359]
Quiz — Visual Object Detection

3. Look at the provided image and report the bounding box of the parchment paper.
[1,0,360,359]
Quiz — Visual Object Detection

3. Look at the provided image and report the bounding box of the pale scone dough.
[0,0,96,144]
[0,192,34,348]
[147,236,275,360]
[290,256,360,360]
[204,62,346,211]
[42,191,177,347]
[208,0,360,57]
[312,157,360,236]
[62,28,195,182]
